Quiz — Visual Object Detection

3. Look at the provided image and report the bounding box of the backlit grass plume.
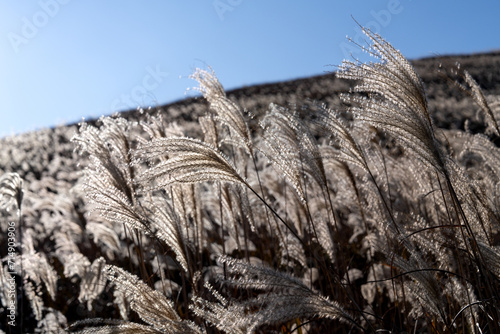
[338,27,447,174]
[136,136,248,189]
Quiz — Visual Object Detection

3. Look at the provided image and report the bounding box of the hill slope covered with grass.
[1,31,500,333]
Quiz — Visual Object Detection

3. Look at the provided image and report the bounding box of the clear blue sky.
[1,1,499,137]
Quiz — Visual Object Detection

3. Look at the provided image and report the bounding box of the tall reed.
[1,27,499,333]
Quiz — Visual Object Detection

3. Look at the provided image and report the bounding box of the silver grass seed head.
[0,172,24,211]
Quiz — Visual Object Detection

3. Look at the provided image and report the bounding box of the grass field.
[1,28,500,333]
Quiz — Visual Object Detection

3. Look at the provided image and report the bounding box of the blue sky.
[1,1,500,137]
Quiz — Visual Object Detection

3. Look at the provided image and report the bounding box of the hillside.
[2,51,500,185]
[1,49,500,332]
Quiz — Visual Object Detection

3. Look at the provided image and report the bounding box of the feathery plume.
[104,265,201,333]
[191,68,252,152]
[338,27,446,174]
[0,172,23,211]
[192,256,357,333]
[463,70,500,136]
[136,137,247,190]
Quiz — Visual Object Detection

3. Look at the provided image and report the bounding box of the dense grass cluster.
[1,29,500,333]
